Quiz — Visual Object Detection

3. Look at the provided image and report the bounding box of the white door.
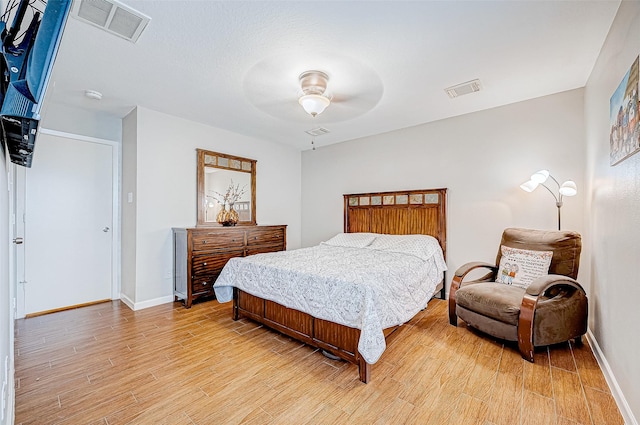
[20,132,115,315]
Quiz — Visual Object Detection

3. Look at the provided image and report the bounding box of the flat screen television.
[0,0,71,167]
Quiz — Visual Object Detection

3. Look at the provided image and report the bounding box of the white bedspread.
[213,234,447,364]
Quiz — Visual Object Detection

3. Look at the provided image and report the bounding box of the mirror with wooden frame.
[197,149,257,226]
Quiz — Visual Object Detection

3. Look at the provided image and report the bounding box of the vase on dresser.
[216,202,239,226]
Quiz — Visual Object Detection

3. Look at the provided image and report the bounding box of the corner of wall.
[121,108,138,303]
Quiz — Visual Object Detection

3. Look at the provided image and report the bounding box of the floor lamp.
[520,169,577,230]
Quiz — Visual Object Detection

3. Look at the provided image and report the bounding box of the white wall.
[302,89,586,291]
[1,153,14,424]
[124,107,301,306]
[41,103,122,142]
[584,1,640,422]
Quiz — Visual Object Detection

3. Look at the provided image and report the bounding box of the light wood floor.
[14,298,623,425]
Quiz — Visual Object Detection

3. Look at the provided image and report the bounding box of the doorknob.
[12,237,23,245]
[103,227,110,233]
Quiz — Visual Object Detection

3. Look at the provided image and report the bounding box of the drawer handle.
[203,262,207,266]
[203,240,207,244]
[203,282,208,286]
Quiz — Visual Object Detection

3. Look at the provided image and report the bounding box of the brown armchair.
[448,228,587,362]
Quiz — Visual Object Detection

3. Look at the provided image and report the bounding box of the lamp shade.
[520,180,539,192]
[298,94,330,117]
[531,169,550,183]
[559,180,577,196]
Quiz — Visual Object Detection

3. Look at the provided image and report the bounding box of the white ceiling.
[43,0,621,150]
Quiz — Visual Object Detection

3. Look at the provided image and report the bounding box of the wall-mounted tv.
[0,0,71,167]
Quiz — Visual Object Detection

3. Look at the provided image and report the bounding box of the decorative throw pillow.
[496,246,553,289]
[322,232,377,248]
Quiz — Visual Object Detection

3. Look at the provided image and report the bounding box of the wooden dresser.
[173,225,287,308]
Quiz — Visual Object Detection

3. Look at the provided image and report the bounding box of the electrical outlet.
[164,269,172,279]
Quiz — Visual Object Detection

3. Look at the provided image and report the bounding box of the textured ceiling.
[42,0,621,150]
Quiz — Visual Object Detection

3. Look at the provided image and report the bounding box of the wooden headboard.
[343,188,447,260]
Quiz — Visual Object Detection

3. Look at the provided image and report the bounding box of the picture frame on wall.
[609,56,640,166]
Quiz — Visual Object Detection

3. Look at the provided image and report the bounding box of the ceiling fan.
[242,54,384,124]
[297,70,332,117]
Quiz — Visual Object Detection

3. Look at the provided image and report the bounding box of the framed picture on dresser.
[197,149,257,226]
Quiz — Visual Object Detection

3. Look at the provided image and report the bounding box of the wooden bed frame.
[232,188,447,383]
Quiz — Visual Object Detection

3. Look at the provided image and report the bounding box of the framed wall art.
[609,56,640,166]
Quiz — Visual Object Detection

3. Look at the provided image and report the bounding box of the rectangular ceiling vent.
[72,0,150,43]
[445,79,482,99]
[305,127,330,137]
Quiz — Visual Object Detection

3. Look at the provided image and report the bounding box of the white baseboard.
[118,293,174,311]
[587,330,638,425]
[119,293,135,310]
[5,364,14,425]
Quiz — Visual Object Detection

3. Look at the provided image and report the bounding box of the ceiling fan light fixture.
[298,70,331,117]
[298,94,331,117]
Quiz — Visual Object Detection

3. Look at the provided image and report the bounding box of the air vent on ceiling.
[72,0,150,43]
[445,79,482,99]
[305,127,331,137]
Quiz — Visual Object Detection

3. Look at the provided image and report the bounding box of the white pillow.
[368,234,443,263]
[322,233,377,248]
[496,246,553,289]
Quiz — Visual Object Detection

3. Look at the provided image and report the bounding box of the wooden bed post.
[232,287,239,321]
[358,357,371,384]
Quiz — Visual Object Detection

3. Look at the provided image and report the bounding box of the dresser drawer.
[192,250,244,276]
[246,227,285,248]
[246,244,284,256]
[192,277,215,296]
[192,231,244,251]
